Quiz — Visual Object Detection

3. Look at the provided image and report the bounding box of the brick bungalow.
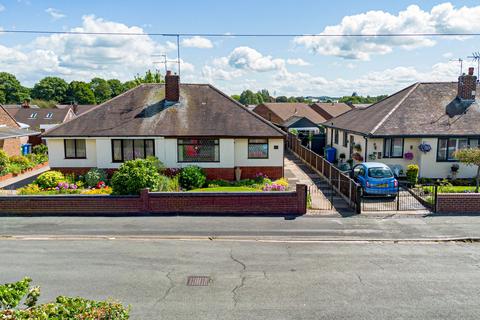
[324,67,480,179]
[43,72,286,180]
[0,105,39,156]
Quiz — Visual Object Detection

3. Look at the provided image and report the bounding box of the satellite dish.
[445,96,474,118]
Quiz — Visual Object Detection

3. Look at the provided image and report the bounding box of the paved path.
[284,152,353,216]
[2,239,480,319]
[0,165,50,191]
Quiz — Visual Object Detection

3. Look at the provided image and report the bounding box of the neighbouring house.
[7,106,76,146]
[56,104,97,116]
[0,105,39,156]
[324,67,480,179]
[42,72,285,180]
[253,102,327,135]
[310,102,352,120]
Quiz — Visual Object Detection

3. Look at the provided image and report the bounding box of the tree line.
[0,70,164,106]
[232,89,386,106]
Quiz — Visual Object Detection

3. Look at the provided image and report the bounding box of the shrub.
[178,166,206,190]
[84,168,108,187]
[7,162,22,175]
[406,164,419,185]
[0,149,9,173]
[32,144,48,155]
[146,156,165,172]
[273,178,289,189]
[35,171,64,189]
[0,278,129,319]
[9,155,34,170]
[17,184,42,195]
[111,159,160,195]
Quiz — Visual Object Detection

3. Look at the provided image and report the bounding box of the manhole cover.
[186,276,210,286]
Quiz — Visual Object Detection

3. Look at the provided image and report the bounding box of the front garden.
[0,145,49,178]
[16,157,289,195]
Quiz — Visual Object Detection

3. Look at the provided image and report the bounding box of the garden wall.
[436,193,480,213]
[0,184,307,215]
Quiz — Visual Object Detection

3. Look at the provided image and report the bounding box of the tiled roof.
[310,102,352,119]
[255,103,327,124]
[44,84,285,138]
[0,126,39,139]
[9,108,74,130]
[324,82,480,136]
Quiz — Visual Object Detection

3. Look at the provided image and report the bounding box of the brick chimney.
[21,100,30,108]
[165,70,180,102]
[458,67,477,101]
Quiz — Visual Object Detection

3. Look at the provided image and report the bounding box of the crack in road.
[152,270,175,309]
[230,249,247,308]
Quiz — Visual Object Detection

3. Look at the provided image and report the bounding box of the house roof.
[1,104,40,109]
[254,102,327,124]
[56,104,97,115]
[8,108,74,130]
[324,82,480,137]
[0,126,39,139]
[44,84,285,138]
[282,116,319,129]
[310,102,352,119]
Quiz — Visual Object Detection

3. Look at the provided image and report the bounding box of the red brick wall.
[0,184,307,215]
[53,166,284,181]
[1,137,21,157]
[437,193,480,213]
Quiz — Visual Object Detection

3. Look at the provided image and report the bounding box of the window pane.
[134,140,145,159]
[458,138,468,150]
[178,139,219,162]
[113,140,122,161]
[447,139,456,160]
[145,140,154,157]
[384,138,391,157]
[123,139,134,161]
[76,139,86,158]
[65,140,76,158]
[248,141,268,158]
[437,139,447,161]
[392,138,403,157]
[470,139,479,149]
[249,138,268,144]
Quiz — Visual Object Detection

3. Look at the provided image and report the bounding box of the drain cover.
[187,276,210,286]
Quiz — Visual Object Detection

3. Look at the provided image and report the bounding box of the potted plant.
[368,153,376,161]
[339,153,346,162]
[351,152,364,162]
[418,142,432,153]
[404,151,414,160]
[451,163,459,180]
[346,159,354,169]
[354,143,362,152]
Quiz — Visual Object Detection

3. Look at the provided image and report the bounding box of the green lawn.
[188,186,261,192]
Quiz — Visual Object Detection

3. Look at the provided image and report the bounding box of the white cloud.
[0,4,5,12]
[181,36,213,49]
[294,2,480,60]
[286,58,310,66]
[201,65,243,81]
[45,7,66,20]
[0,15,189,85]
[227,46,285,72]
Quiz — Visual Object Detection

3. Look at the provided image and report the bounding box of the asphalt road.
[2,240,480,319]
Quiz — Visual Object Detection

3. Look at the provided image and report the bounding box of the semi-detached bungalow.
[324,68,480,179]
[42,72,285,180]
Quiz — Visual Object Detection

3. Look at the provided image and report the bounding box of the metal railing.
[286,133,361,213]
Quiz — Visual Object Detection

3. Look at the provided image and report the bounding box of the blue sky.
[0,0,479,96]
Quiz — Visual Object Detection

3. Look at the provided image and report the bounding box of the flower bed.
[0,145,49,180]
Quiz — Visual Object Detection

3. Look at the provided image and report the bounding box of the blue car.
[350,162,398,198]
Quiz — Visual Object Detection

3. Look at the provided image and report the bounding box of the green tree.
[275,96,288,103]
[231,94,240,101]
[0,72,27,103]
[454,148,480,192]
[133,70,164,85]
[239,90,259,105]
[107,79,125,98]
[31,77,68,102]
[123,80,138,91]
[66,81,96,104]
[258,89,271,102]
[90,78,112,104]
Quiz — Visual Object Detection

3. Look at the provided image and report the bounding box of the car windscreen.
[368,167,393,178]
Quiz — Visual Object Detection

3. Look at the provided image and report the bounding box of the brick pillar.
[296,184,307,215]
[140,188,150,213]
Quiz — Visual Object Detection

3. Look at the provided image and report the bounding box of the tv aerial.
[449,58,463,75]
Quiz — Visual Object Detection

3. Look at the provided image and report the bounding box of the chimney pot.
[165,70,180,102]
[458,67,477,101]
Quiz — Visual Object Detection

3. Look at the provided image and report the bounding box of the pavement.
[2,215,480,241]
